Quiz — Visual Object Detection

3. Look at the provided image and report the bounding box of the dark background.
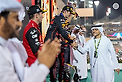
[94,0,122,20]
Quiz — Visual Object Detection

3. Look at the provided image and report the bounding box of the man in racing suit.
[44,5,76,82]
[23,5,46,66]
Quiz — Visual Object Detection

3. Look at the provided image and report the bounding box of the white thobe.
[78,36,119,82]
[71,33,87,79]
[0,37,49,82]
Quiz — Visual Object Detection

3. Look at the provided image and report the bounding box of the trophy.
[64,63,76,81]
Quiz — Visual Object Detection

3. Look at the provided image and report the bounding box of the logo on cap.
[36,9,40,12]
[67,7,70,10]
[70,8,73,11]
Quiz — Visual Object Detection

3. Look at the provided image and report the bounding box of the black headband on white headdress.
[75,25,80,29]
[91,25,104,35]
[0,0,25,21]
[74,25,85,32]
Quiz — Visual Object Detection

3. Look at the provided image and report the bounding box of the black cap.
[28,5,47,15]
[62,5,75,15]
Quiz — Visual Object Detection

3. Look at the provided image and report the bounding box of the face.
[64,26,68,30]
[80,26,86,32]
[0,11,22,39]
[37,12,44,23]
[79,31,84,35]
[92,28,101,37]
[74,29,79,34]
[64,10,71,19]
[82,27,86,32]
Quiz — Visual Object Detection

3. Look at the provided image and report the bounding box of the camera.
[73,66,81,82]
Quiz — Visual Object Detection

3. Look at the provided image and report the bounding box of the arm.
[77,40,90,54]
[0,37,60,82]
[55,17,73,44]
[24,38,61,82]
[108,40,119,69]
[23,60,49,82]
[26,28,42,55]
[108,40,120,74]
[0,49,20,82]
[79,34,85,45]
[0,50,49,82]
[58,34,73,45]
[7,39,49,82]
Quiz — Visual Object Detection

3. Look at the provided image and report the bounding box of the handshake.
[71,41,78,50]
[70,36,78,50]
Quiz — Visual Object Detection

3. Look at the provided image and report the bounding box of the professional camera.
[73,66,81,82]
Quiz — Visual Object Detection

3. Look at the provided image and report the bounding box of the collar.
[60,13,67,21]
[60,13,64,17]
[30,20,39,29]
[0,36,8,47]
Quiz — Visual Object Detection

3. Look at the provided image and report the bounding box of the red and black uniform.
[44,13,73,82]
[23,20,43,66]
[58,29,72,82]
[44,13,73,44]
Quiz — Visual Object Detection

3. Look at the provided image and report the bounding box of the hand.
[80,25,86,32]
[38,38,61,68]
[71,41,78,50]
[79,31,84,35]
[115,69,120,74]
[68,25,75,30]
[70,36,76,41]
[80,25,85,29]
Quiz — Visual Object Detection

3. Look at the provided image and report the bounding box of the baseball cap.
[28,5,47,15]
[62,5,75,15]
[0,0,24,13]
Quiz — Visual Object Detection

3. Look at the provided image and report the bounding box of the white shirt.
[0,37,49,82]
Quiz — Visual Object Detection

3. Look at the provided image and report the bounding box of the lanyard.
[94,36,101,58]
[93,36,101,68]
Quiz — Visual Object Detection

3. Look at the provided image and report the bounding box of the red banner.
[17,0,21,2]
[31,0,35,5]
[51,0,53,19]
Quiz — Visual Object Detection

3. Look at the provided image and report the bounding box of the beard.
[9,26,20,38]
[93,32,101,38]
[2,19,19,39]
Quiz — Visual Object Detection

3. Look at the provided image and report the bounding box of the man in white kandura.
[0,0,61,82]
[71,25,87,81]
[77,25,120,82]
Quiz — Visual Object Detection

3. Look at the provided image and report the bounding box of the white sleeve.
[79,35,85,45]
[77,40,90,54]
[0,48,20,82]
[0,45,49,82]
[23,60,49,82]
[108,41,119,69]
[0,52,49,82]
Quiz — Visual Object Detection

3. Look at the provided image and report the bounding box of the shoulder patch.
[60,19,65,22]
[30,29,37,35]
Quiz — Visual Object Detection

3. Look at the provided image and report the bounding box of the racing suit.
[44,13,73,82]
[23,20,43,66]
